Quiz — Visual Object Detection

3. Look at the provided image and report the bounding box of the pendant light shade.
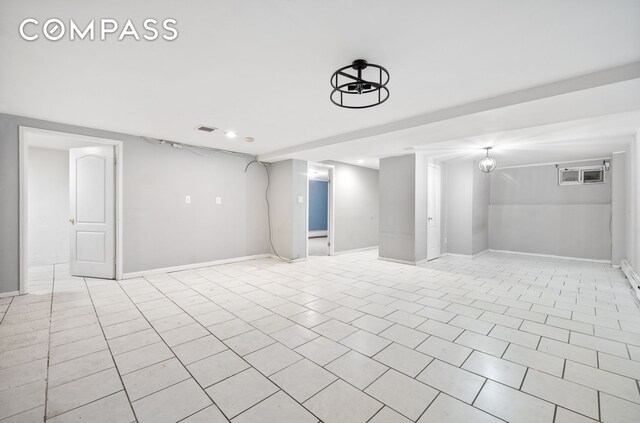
[479,147,496,173]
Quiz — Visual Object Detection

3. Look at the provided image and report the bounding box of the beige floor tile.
[226,329,275,356]
[475,380,555,423]
[503,344,564,377]
[122,358,190,401]
[600,393,640,423]
[47,391,135,423]
[418,393,502,423]
[368,406,412,423]
[351,314,394,334]
[417,359,485,404]
[304,380,382,423]
[416,336,472,366]
[326,350,388,389]
[233,391,318,423]
[180,404,228,423]
[295,336,349,366]
[340,330,391,357]
[0,381,46,420]
[271,324,319,348]
[365,369,438,420]
[172,335,227,365]
[270,358,337,402]
[522,369,599,419]
[455,331,508,356]
[48,350,114,388]
[133,378,212,423]
[537,337,597,366]
[187,349,249,388]
[312,319,358,341]
[489,324,540,349]
[373,342,432,377]
[416,319,464,341]
[462,351,526,388]
[0,358,47,392]
[206,368,278,418]
[113,341,174,375]
[46,368,123,418]
[378,324,428,348]
[564,360,640,404]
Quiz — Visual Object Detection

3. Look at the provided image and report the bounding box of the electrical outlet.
[216,197,222,205]
[297,196,304,204]
[185,195,191,204]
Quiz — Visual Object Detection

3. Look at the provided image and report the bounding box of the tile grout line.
[82,277,140,423]
[42,264,56,421]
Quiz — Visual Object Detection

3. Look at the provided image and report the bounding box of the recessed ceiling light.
[225,131,238,139]
[244,137,254,143]
[357,159,364,164]
[196,125,217,132]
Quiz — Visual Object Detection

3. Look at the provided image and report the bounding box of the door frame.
[306,162,335,257]
[426,162,442,261]
[18,126,124,294]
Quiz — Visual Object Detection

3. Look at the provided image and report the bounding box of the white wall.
[379,155,417,262]
[628,135,640,272]
[27,147,69,266]
[489,160,612,261]
[611,152,627,265]
[472,164,490,255]
[325,161,379,253]
[267,159,307,260]
[443,161,473,255]
[1,113,274,294]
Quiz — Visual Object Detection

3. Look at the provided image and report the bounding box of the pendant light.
[479,147,496,173]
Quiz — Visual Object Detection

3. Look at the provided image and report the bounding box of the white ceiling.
[2,0,640,166]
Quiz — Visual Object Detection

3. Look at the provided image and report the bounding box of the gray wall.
[379,155,416,262]
[28,148,69,266]
[628,136,640,272]
[611,152,627,265]
[0,113,271,294]
[443,161,473,255]
[472,164,490,255]
[325,161,379,253]
[489,161,612,260]
[267,159,307,260]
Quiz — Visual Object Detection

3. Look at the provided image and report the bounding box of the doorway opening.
[307,163,335,257]
[19,127,123,294]
[426,163,442,261]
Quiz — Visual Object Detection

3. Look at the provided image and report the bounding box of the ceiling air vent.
[196,125,217,132]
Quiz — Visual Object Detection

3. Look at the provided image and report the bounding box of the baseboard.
[488,249,611,264]
[122,254,271,279]
[0,290,20,298]
[441,253,473,259]
[269,254,307,263]
[333,246,378,256]
[378,256,417,266]
[474,249,490,258]
[621,259,640,301]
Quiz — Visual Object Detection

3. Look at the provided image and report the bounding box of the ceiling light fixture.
[479,147,497,173]
[244,137,254,143]
[225,131,238,139]
[331,59,389,109]
[357,159,364,164]
[196,125,217,132]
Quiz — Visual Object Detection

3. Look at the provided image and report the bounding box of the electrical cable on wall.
[142,136,295,262]
[245,160,298,262]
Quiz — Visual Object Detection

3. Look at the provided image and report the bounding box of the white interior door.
[69,146,115,278]
[427,164,441,261]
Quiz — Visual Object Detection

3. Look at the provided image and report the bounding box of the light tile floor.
[1,251,640,422]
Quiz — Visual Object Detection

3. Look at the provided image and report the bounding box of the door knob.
[427,217,433,221]
[69,218,75,225]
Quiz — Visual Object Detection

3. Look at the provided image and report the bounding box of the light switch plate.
[185,195,191,204]
[216,197,222,204]
[297,196,304,204]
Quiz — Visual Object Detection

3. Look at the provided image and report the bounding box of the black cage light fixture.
[330,59,389,109]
